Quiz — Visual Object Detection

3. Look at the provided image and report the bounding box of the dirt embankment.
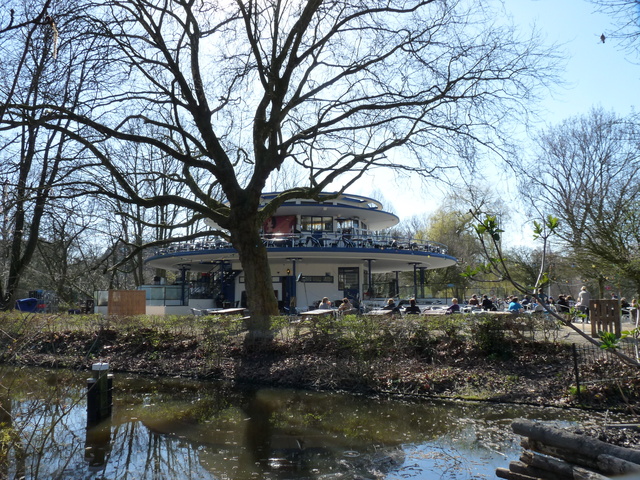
[3,325,639,412]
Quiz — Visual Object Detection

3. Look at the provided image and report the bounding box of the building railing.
[154,232,448,256]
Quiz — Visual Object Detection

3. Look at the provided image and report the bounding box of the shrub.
[470,315,510,358]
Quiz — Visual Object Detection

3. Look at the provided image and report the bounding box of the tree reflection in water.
[0,366,630,479]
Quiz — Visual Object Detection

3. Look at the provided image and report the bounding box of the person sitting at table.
[481,294,496,311]
[404,298,421,315]
[556,295,569,313]
[382,298,400,313]
[445,298,460,315]
[529,300,544,313]
[338,297,354,313]
[318,297,332,309]
[468,294,480,307]
[508,297,523,313]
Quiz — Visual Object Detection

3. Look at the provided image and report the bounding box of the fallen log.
[520,450,575,478]
[513,419,640,465]
[597,453,640,475]
[495,467,539,480]
[572,466,611,480]
[522,438,600,471]
[509,460,557,479]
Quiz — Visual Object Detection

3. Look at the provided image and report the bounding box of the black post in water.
[84,420,112,469]
[87,362,112,425]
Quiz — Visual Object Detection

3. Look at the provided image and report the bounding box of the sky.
[353,0,640,236]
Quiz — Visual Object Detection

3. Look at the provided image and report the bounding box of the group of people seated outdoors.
[317,296,358,314]
[313,288,640,319]
[380,297,422,314]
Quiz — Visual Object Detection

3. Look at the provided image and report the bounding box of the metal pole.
[408,263,421,300]
[572,343,581,401]
[394,271,400,297]
[287,258,302,315]
[180,266,187,306]
[363,259,374,298]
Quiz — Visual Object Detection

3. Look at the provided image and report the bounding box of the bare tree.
[0,0,109,309]
[2,0,558,334]
[519,108,640,296]
[589,0,640,57]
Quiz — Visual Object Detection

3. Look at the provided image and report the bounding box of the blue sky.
[507,0,639,125]
[362,0,640,233]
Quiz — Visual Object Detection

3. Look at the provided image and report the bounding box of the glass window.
[338,267,359,291]
[301,216,333,232]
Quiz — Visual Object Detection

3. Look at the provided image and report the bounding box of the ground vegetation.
[1,311,639,412]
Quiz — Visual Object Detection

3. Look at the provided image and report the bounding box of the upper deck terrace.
[149,231,455,273]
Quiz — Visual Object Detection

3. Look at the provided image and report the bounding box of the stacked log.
[496,419,640,480]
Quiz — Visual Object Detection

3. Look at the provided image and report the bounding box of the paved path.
[559,318,637,347]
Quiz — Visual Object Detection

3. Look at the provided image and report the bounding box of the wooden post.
[87,362,112,424]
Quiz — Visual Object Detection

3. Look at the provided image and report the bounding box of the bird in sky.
[600,33,606,43]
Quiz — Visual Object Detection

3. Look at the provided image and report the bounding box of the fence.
[571,340,640,397]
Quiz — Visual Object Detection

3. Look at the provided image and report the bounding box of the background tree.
[519,108,640,297]
[0,0,107,309]
[2,0,558,333]
[590,0,640,57]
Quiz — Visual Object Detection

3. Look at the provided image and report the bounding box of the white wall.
[236,263,363,311]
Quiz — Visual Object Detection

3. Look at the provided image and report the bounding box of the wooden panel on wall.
[108,290,146,316]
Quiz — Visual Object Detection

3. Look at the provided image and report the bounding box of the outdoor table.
[421,309,447,316]
[204,307,246,316]
[293,309,337,337]
[302,308,336,317]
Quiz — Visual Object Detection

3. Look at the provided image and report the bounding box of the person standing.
[576,286,590,321]
[535,288,547,306]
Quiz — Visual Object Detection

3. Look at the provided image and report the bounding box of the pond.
[0,366,630,479]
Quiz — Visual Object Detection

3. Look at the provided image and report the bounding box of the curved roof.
[204,192,400,231]
[260,192,399,230]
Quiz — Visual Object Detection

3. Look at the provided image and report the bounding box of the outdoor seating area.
[154,232,448,256]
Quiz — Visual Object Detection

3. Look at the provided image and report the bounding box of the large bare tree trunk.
[230,215,279,345]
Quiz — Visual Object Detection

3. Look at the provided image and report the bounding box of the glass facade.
[300,216,333,232]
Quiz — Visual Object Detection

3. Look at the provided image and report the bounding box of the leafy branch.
[469,211,640,367]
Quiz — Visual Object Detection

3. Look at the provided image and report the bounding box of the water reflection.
[0,367,630,479]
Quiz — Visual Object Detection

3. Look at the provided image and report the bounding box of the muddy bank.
[3,325,638,412]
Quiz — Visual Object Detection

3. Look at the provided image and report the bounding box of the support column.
[408,263,421,300]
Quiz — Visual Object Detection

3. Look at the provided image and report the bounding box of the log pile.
[496,419,640,480]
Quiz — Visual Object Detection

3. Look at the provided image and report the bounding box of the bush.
[470,315,511,358]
